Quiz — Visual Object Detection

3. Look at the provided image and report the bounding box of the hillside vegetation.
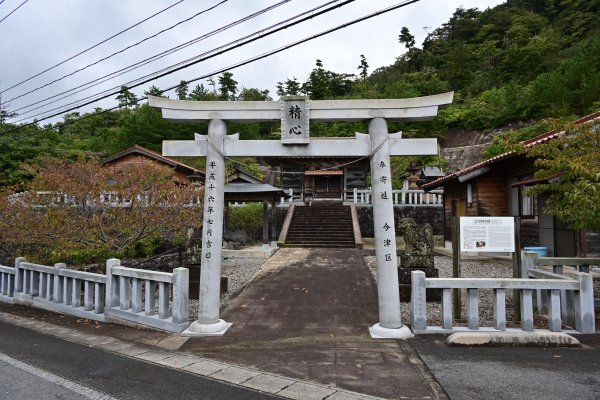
[1,0,598,186]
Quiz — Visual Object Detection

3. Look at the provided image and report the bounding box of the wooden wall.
[103,154,190,184]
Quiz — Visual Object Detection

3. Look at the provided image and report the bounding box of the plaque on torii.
[149,92,453,338]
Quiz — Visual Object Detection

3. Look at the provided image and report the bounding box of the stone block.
[399,267,440,302]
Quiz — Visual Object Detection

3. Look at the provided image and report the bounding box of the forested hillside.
[1,0,598,186]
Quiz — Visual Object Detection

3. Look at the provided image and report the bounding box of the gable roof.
[422,111,600,190]
[100,145,204,176]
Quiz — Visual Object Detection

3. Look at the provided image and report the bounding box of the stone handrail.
[105,259,189,332]
[0,257,190,333]
[350,189,443,206]
[522,251,599,330]
[410,270,595,334]
[0,264,16,304]
[12,258,107,320]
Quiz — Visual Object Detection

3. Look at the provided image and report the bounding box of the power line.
[5,0,357,127]
[11,0,296,117]
[0,0,29,24]
[4,0,229,103]
[10,0,340,122]
[0,1,8,6]
[0,0,185,94]
[0,0,421,140]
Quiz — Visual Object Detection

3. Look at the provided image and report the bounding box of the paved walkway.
[181,248,443,399]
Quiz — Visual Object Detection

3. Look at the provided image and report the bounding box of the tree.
[515,120,600,230]
[144,85,166,98]
[0,94,17,124]
[218,72,238,101]
[357,54,369,83]
[0,158,203,264]
[175,80,189,100]
[116,85,138,109]
[275,82,285,97]
[398,27,415,49]
[237,87,271,101]
[189,83,218,101]
[284,78,301,95]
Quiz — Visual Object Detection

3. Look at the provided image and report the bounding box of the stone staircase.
[284,203,356,248]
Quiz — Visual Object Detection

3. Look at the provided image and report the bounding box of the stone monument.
[397,218,440,301]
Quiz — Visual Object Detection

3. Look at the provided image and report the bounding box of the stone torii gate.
[149,93,453,338]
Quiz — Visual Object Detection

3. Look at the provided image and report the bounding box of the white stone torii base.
[150,93,453,339]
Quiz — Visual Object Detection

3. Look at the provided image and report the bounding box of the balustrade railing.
[0,257,189,333]
[105,259,189,332]
[410,269,595,334]
[349,188,443,206]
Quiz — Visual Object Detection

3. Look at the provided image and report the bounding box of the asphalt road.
[0,320,281,400]
[411,335,600,400]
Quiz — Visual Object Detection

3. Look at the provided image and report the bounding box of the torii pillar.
[149,93,453,338]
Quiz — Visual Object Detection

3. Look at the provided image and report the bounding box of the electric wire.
[11,0,297,117]
[0,0,28,24]
[0,0,421,140]
[0,0,185,94]
[9,0,349,124]
[4,0,229,103]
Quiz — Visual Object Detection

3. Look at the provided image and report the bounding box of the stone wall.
[356,205,443,237]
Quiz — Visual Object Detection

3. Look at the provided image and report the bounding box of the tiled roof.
[101,145,204,176]
[422,111,600,190]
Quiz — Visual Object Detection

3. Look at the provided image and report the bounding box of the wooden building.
[100,145,205,184]
[423,112,600,257]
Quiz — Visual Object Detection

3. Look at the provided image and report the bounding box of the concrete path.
[181,248,444,399]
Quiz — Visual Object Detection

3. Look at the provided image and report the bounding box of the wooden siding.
[103,154,190,184]
[476,175,507,216]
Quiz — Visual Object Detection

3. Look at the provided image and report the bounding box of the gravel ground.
[188,257,267,321]
[365,255,600,329]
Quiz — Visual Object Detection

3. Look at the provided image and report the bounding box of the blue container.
[523,246,547,257]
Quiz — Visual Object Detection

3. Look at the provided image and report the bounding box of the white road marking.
[0,351,120,400]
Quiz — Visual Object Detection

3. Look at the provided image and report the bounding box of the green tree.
[116,85,138,109]
[0,94,17,124]
[189,83,218,100]
[284,78,301,95]
[398,27,415,49]
[237,87,271,101]
[143,85,166,98]
[218,72,238,101]
[357,54,369,83]
[515,120,600,230]
[175,80,189,100]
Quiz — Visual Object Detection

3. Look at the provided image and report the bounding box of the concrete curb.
[0,310,384,400]
[447,331,581,347]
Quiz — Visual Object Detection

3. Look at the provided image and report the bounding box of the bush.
[227,203,263,242]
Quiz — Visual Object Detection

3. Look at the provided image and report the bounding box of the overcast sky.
[0,0,505,124]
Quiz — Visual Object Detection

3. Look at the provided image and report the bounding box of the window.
[520,185,536,217]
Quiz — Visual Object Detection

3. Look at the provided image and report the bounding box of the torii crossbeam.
[149,93,453,338]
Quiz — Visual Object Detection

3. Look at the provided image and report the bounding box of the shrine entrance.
[149,93,453,339]
[307,170,343,199]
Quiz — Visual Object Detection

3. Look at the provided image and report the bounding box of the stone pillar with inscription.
[368,118,412,339]
[182,119,231,336]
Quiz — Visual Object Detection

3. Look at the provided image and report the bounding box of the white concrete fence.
[279,188,443,206]
[411,252,596,334]
[0,257,189,333]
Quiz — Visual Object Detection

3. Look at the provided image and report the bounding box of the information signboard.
[460,217,515,252]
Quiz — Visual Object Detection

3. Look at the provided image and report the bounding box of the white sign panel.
[281,96,309,144]
[460,217,515,253]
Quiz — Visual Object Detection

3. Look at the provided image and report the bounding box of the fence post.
[353,188,357,203]
[53,263,65,303]
[105,258,121,308]
[14,257,25,293]
[410,271,427,331]
[574,272,595,333]
[172,268,189,324]
[521,251,537,278]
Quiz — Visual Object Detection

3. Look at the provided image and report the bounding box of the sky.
[0,0,506,125]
